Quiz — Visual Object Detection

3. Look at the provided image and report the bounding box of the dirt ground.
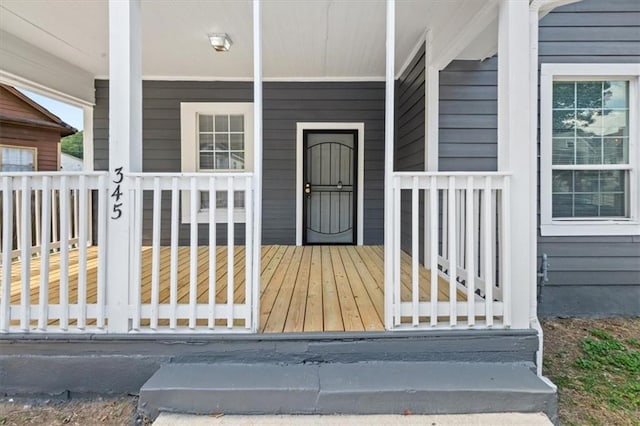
[0,317,638,426]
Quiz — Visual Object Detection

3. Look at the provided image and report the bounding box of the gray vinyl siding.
[94,80,385,245]
[433,0,640,317]
[537,0,640,317]
[395,43,425,260]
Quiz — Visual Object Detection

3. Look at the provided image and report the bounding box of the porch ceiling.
[0,0,499,84]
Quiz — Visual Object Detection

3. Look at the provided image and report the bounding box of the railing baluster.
[38,177,51,331]
[150,177,161,330]
[208,176,216,329]
[226,176,235,328]
[465,177,475,326]
[169,177,179,330]
[393,179,401,326]
[447,176,457,326]
[51,187,59,248]
[484,176,494,327]
[1,176,13,332]
[189,176,198,329]
[59,176,69,330]
[97,174,107,329]
[411,176,419,326]
[131,176,143,331]
[501,176,511,327]
[429,178,438,327]
[77,176,88,329]
[34,189,41,248]
[244,177,253,329]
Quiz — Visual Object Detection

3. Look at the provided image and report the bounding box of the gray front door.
[303,130,357,244]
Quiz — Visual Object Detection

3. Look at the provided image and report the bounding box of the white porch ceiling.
[0,0,499,83]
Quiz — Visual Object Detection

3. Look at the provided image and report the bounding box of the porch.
[6,244,466,333]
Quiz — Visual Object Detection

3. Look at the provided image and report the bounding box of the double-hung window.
[540,64,640,236]
[180,102,253,223]
[0,145,37,171]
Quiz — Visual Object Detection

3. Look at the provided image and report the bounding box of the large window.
[180,103,253,223]
[540,64,640,236]
[0,145,36,171]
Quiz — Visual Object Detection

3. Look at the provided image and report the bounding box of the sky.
[19,88,84,131]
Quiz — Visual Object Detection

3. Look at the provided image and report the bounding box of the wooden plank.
[339,246,383,330]
[329,246,364,332]
[303,246,323,332]
[283,246,311,333]
[345,246,384,325]
[262,246,303,333]
[321,245,343,332]
[259,246,294,332]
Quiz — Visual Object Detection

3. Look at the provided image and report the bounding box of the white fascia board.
[0,30,95,106]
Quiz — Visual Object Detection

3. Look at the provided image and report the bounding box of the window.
[180,103,253,223]
[0,145,37,171]
[540,64,640,236]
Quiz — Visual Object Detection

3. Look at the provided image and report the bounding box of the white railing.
[390,172,511,329]
[0,172,109,333]
[126,172,254,332]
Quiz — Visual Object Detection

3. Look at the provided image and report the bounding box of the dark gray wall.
[537,0,640,317]
[432,0,640,317]
[94,81,385,245]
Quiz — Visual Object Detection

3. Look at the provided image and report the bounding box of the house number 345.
[111,166,124,219]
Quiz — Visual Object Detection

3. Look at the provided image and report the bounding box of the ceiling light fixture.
[208,33,232,52]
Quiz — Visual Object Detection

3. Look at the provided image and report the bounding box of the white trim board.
[296,122,365,246]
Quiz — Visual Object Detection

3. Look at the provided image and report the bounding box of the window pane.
[552,194,573,218]
[215,115,228,132]
[575,137,601,164]
[552,170,573,193]
[576,81,602,109]
[552,138,574,165]
[575,108,600,137]
[603,137,628,164]
[229,152,244,170]
[603,81,628,109]
[199,152,214,169]
[201,191,210,209]
[553,82,575,109]
[574,193,599,217]
[600,170,625,192]
[215,152,229,169]
[199,133,214,150]
[216,191,245,208]
[602,109,628,137]
[199,114,213,132]
[552,110,575,137]
[215,134,229,150]
[599,193,625,217]
[230,133,244,150]
[230,115,244,132]
[575,170,599,193]
[1,148,34,171]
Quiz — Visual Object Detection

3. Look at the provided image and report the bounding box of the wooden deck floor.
[7,245,463,333]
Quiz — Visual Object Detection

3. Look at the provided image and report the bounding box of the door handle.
[304,183,311,194]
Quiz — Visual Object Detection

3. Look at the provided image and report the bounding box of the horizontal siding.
[0,124,59,171]
[438,57,498,172]
[94,80,385,245]
[537,0,640,317]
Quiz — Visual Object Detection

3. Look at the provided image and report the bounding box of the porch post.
[251,0,263,332]
[383,0,395,330]
[424,30,439,172]
[497,0,533,329]
[106,0,142,333]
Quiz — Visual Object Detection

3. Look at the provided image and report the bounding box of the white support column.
[424,29,439,172]
[107,0,142,333]
[497,0,532,329]
[383,0,396,330]
[251,0,263,333]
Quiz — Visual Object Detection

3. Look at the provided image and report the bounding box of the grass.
[543,318,640,426]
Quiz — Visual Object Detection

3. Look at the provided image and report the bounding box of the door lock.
[304,183,311,194]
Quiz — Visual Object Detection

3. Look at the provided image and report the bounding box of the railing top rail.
[125,172,254,178]
[392,171,513,177]
[0,171,109,178]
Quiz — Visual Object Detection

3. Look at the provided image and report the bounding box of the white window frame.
[180,102,254,223]
[540,63,640,236]
[0,144,37,171]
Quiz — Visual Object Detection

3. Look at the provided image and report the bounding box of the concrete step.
[138,362,557,421]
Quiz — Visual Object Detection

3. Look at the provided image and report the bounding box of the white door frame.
[296,122,365,246]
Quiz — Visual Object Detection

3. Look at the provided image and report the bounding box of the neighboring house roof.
[0,83,77,137]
